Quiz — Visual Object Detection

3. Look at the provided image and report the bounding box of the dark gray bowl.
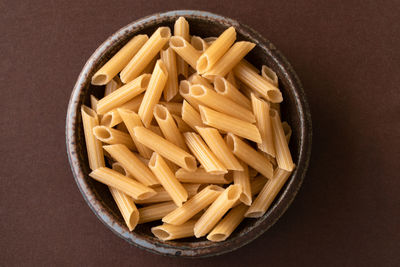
[66,10,312,258]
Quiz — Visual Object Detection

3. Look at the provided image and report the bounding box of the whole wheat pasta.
[172,114,192,133]
[169,36,200,69]
[81,105,105,170]
[245,168,292,218]
[179,80,201,111]
[97,74,150,115]
[92,35,148,85]
[104,78,121,96]
[213,76,251,109]
[135,184,200,204]
[281,121,292,143]
[181,100,204,132]
[261,65,279,87]
[120,27,171,83]
[101,109,123,127]
[251,175,268,195]
[133,126,197,171]
[160,47,179,101]
[225,133,273,179]
[175,167,232,184]
[152,220,196,241]
[199,106,262,143]
[103,144,159,186]
[162,185,224,225]
[138,60,169,127]
[196,27,236,74]
[159,101,182,116]
[233,162,252,205]
[270,109,295,171]
[138,201,178,224]
[89,167,156,200]
[183,132,227,174]
[226,71,238,88]
[174,17,190,78]
[188,73,213,89]
[194,184,242,237]
[92,125,136,150]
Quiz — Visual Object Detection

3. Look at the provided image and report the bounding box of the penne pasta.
[169,36,200,69]
[159,101,182,116]
[174,17,190,78]
[160,47,179,101]
[104,78,121,96]
[135,184,200,204]
[133,126,197,171]
[141,55,159,75]
[138,60,169,127]
[172,114,192,133]
[148,125,163,137]
[251,175,269,195]
[199,106,262,143]
[92,125,136,150]
[261,65,279,87]
[191,36,209,52]
[152,220,196,241]
[251,93,276,157]
[90,95,99,111]
[188,73,213,89]
[226,71,238,88]
[225,133,274,179]
[282,121,292,143]
[162,185,224,225]
[89,167,156,200]
[196,127,243,171]
[81,105,105,170]
[118,94,144,113]
[138,201,178,224]
[100,109,122,127]
[194,184,241,237]
[270,110,295,171]
[92,35,149,85]
[233,162,252,205]
[196,27,236,74]
[181,100,204,131]
[179,80,201,111]
[97,74,150,115]
[120,27,171,83]
[213,76,251,109]
[175,167,232,184]
[203,36,217,45]
[183,132,227,174]
[245,168,292,218]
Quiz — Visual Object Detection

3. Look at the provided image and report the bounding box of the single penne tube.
[100,109,123,127]
[183,132,227,174]
[169,36,200,69]
[120,27,171,83]
[270,109,295,171]
[179,80,201,111]
[174,17,190,78]
[196,27,236,74]
[152,220,196,241]
[281,121,292,143]
[103,144,159,186]
[199,106,262,143]
[148,153,189,206]
[92,126,136,150]
[191,36,209,53]
[97,74,150,114]
[159,101,182,116]
[251,93,276,157]
[188,73,213,89]
[196,127,243,171]
[138,60,169,127]
[154,104,188,151]
[89,167,156,200]
[213,76,251,109]
[172,114,192,133]
[162,185,224,225]
[175,167,232,184]
[251,175,268,195]
[245,168,292,218]
[81,105,105,170]
[207,203,248,242]
[160,47,179,101]
[261,65,279,87]
[233,162,252,205]
[133,126,197,171]
[233,60,282,103]
[104,78,121,96]
[118,94,144,113]
[194,184,242,237]
[181,100,204,131]
[226,71,238,88]
[204,36,217,44]
[117,108,153,159]
[189,84,255,123]
[225,133,273,179]
[92,35,149,85]
[138,201,178,224]
[203,41,255,79]
[111,162,130,176]
[238,80,261,99]
[135,184,200,204]
[90,95,99,111]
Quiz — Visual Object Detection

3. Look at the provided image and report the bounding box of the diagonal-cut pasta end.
[91,73,109,86]
[151,226,171,241]
[267,89,283,103]
[207,233,227,242]
[196,54,209,74]
[127,209,139,231]
[244,210,264,218]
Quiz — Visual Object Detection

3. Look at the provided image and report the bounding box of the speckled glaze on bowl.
[66,10,312,258]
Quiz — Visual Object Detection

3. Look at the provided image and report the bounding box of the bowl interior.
[67,10,311,257]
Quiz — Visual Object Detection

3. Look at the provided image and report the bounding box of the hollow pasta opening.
[159,27,171,38]
[208,233,226,242]
[267,90,282,103]
[179,81,191,95]
[184,157,197,171]
[101,114,112,127]
[154,105,168,120]
[190,85,206,97]
[213,77,226,93]
[227,186,241,200]
[152,228,171,240]
[93,126,111,140]
[196,55,208,73]
[139,75,151,88]
[91,74,108,85]
[170,36,185,48]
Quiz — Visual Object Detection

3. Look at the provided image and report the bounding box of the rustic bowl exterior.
[66,10,312,257]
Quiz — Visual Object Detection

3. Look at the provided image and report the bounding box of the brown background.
[1,0,399,266]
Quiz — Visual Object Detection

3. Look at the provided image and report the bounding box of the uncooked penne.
[213,76,251,109]
[194,184,241,237]
[89,167,156,200]
[104,78,121,96]
[188,73,213,89]
[184,132,227,174]
[120,27,171,83]
[97,74,150,114]
[135,184,200,204]
[138,60,169,127]
[172,114,192,133]
[152,220,196,241]
[101,109,122,127]
[162,185,224,225]
[159,101,182,116]
[92,125,136,150]
[226,71,238,88]
[81,105,105,170]
[90,95,98,111]
[191,36,209,53]
[245,168,292,218]
[103,144,159,186]
[251,175,268,195]
[169,36,200,69]
[196,27,236,74]
[251,93,276,157]
[92,35,148,85]
[225,133,273,179]
[174,17,190,78]
[199,106,262,143]
[261,65,279,87]
[160,47,179,101]
[179,80,201,111]
[138,201,178,224]
[133,126,197,171]
[270,109,295,171]
[118,94,144,113]
[175,167,232,184]
[207,204,248,242]
[282,121,292,143]
[233,162,252,205]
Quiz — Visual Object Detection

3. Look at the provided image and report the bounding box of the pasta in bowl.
[66,10,311,257]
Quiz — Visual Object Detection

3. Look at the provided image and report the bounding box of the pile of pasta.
[81,17,295,242]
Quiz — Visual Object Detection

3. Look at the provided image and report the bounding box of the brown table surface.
[1,0,399,266]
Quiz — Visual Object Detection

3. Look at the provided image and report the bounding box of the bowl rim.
[66,10,312,258]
